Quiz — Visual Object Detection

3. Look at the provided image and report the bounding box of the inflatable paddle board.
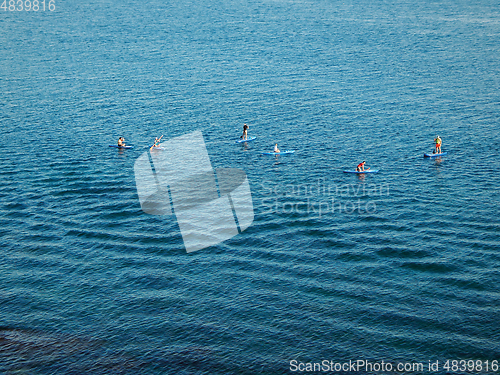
[235,137,257,143]
[343,170,379,174]
[109,145,133,149]
[424,152,447,157]
[262,150,295,155]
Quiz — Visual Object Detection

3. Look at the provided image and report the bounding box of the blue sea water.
[1,0,500,373]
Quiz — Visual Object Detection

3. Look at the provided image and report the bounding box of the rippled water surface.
[1,0,500,373]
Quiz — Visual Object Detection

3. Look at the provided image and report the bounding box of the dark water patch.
[20,233,64,244]
[436,276,493,293]
[247,218,290,233]
[52,185,131,197]
[122,273,178,291]
[83,207,140,221]
[370,223,413,232]
[35,176,68,185]
[3,202,29,211]
[26,222,60,232]
[146,345,277,375]
[0,327,145,375]
[64,229,120,242]
[347,306,467,346]
[467,240,500,252]
[360,216,391,223]
[463,222,500,233]
[15,244,67,257]
[127,232,184,247]
[293,226,340,238]
[337,251,375,262]
[152,346,226,375]
[301,283,355,301]
[455,229,483,240]
[400,261,457,274]
[376,246,431,259]
[363,235,408,247]
[310,237,358,250]
[3,210,33,219]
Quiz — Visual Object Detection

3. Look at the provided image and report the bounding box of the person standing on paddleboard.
[356,161,369,172]
[241,124,249,140]
[434,136,442,154]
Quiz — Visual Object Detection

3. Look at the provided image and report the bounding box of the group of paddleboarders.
[354,136,443,171]
[241,124,284,153]
[117,130,444,167]
[116,135,165,149]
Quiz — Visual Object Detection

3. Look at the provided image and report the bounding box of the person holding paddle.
[434,136,442,154]
[150,135,163,150]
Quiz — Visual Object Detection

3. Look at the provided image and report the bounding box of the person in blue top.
[150,135,163,150]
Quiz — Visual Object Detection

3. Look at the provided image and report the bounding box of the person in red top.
[356,161,369,172]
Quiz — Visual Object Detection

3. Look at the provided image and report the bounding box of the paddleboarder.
[241,124,249,140]
[117,137,126,147]
[356,161,370,172]
[274,143,280,153]
[150,135,163,150]
[434,136,442,154]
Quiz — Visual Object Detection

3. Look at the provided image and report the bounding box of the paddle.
[150,135,164,150]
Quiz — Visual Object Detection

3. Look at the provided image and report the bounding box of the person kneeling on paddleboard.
[434,136,442,154]
[117,137,126,147]
[150,135,163,150]
[356,161,369,172]
[241,124,249,140]
[274,143,280,153]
